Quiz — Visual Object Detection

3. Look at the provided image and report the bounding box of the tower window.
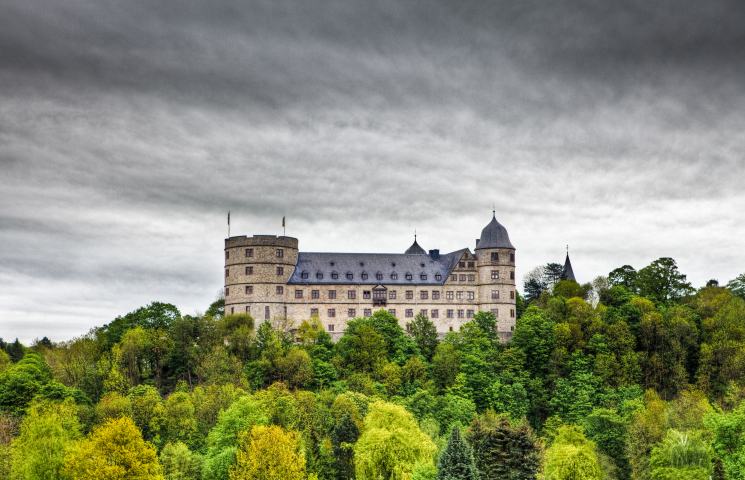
[510,291,515,299]
[231,307,234,314]
[246,286,253,294]
[246,248,253,257]
[491,252,499,261]
[491,270,499,279]
[225,251,229,260]
[225,269,229,277]
[225,287,229,296]
[510,309,515,318]
[510,271,515,280]
[276,249,283,258]
[265,306,270,319]
[511,325,515,331]
[510,253,515,262]
[246,267,254,275]
[492,290,499,299]
[277,267,284,275]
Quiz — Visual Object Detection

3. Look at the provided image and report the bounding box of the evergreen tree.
[467,415,540,480]
[330,414,360,480]
[437,425,478,480]
[711,457,728,480]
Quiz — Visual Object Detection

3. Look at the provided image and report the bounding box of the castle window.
[491,252,498,261]
[363,291,371,299]
[389,290,396,299]
[510,271,515,280]
[331,272,338,279]
[510,309,515,318]
[405,309,413,317]
[491,270,499,279]
[468,275,475,281]
[420,291,428,300]
[312,290,319,299]
[388,309,396,316]
[467,310,474,318]
[246,306,250,314]
[226,251,229,260]
[360,262,364,266]
[421,273,427,280]
[451,274,457,281]
[316,272,323,279]
[492,309,499,317]
[492,290,499,299]
[391,273,398,280]
[231,307,234,314]
[421,263,425,267]
[311,308,318,315]
[277,267,284,275]
[361,272,368,280]
[246,248,253,257]
[511,325,515,331]
[348,290,356,299]
[510,253,515,262]
[406,291,413,299]
[225,287,229,296]
[468,262,475,268]
[406,273,413,280]
[459,262,465,268]
[276,249,283,258]
[457,292,463,300]
[364,309,372,316]
[347,272,353,280]
[301,271,308,279]
[246,267,254,275]
[449,326,453,331]
[328,309,336,317]
[265,306,270,319]
[284,306,287,317]
[225,269,229,277]
[446,291,454,300]
[295,290,303,299]
[458,310,465,318]
[467,292,475,300]
[376,272,383,280]
[373,290,386,300]
[348,309,356,317]
[276,286,283,294]
[510,291,515,299]
[420,309,428,317]
[328,324,334,331]
[435,274,442,281]
[447,310,454,318]
[431,309,439,318]
[329,290,336,299]
[459,275,466,281]
[432,291,440,300]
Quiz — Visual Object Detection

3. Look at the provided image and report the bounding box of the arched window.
[301,271,308,279]
[376,272,383,280]
[316,272,324,279]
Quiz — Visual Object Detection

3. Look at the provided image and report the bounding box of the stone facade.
[224,217,517,340]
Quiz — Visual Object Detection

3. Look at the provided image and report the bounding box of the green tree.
[354,401,437,480]
[711,457,728,480]
[407,313,439,361]
[583,408,631,480]
[648,430,711,479]
[637,258,694,302]
[609,266,638,293]
[542,425,602,480]
[437,425,477,480]
[330,414,360,480]
[128,385,164,443]
[160,441,203,480]
[726,274,745,301]
[11,398,81,480]
[466,413,540,480]
[229,425,306,480]
[511,307,555,379]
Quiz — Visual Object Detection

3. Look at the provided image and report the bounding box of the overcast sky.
[2,0,744,343]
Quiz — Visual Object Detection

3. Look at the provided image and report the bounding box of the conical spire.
[563,247,576,282]
[405,233,426,255]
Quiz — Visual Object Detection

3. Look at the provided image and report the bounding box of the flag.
[228,211,230,225]
[282,216,285,227]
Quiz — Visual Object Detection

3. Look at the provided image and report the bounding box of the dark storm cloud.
[1,0,745,341]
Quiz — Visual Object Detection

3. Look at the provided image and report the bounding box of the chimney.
[429,249,440,260]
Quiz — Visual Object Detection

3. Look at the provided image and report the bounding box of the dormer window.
[331,271,339,279]
[316,272,323,279]
[392,262,396,267]
[391,272,398,280]
[435,273,442,281]
[421,273,427,280]
[376,272,383,280]
[406,273,413,280]
[301,271,309,279]
[420,263,425,267]
[360,262,364,266]
[347,272,353,280]
[330,262,335,266]
[361,272,368,280]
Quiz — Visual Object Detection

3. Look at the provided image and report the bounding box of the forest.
[2,257,745,480]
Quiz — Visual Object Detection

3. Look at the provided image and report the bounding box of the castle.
[223,214,517,340]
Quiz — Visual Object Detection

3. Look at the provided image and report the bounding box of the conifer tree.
[437,425,478,480]
[466,414,540,480]
[711,457,728,480]
[330,414,360,480]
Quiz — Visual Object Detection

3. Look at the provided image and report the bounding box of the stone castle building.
[224,214,517,340]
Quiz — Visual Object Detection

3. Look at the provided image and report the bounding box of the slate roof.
[475,214,515,250]
[287,249,468,285]
[563,253,576,282]
[405,238,427,255]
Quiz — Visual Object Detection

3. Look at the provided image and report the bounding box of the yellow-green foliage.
[229,424,306,480]
[354,401,437,480]
[543,425,602,480]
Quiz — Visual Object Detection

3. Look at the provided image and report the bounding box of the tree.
[11,398,81,480]
[407,313,439,361]
[466,413,540,480]
[229,425,306,480]
[128,385,165,443]
[711,457,728,480]
[437,425,477,480]
[161,392,198,447]
[160,441,203,480]
[44,335,99,390]
[330,414,360,480]
[727,274,745,300]
[63,416,165,480]
[524,278,547,303]
[354,401,437,480]
[542,425,602,480]
[544,263,565,288]
[277,347,313,389]
[609,266,638,293]
[583,408,631,480]
[216,313,255,362]
[648,430,711,480]
[636,258,694,302]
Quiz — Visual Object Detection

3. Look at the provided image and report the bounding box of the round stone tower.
[474,213,516,338]
[224,235,299,320]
